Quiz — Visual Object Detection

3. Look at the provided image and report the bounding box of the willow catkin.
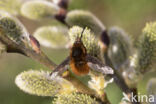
[53,92,99,104]
[66,10,105,35]
[33,26,68,48]
[21,0,60,20]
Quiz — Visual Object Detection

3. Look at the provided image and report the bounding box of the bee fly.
[70,28,89,75]
[50,28,113,76]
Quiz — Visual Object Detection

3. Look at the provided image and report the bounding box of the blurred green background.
[0,0,156,104]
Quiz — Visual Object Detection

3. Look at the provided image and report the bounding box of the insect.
[50,28,113,76]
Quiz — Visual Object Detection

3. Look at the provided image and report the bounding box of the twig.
[104,51,131,93]
[57,0,69,9]
[0,31,57,70]
[54,0,70,27]
[104,50,139,104]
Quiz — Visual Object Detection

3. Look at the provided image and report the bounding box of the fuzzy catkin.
[135,22,156,73]
[21,0,59,20]
[15,70,61,96]
[15,70,76,96]
[0,11,30,45]
[108,27,132,69]
[52,93,99,104]
[33,26,68,48]
[66,10,105,35]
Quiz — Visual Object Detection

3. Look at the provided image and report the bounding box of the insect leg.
[50,56,70,76]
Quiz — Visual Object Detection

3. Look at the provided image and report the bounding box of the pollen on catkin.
[15,70,76,96]
[134,22,156,73]
[52,92,99,104]
[15,70,62,96]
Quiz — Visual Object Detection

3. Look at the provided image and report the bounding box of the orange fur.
[69,34,89,76]
[70,61,89,76]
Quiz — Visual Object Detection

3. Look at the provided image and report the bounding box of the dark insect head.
[71,47,83,58]
[71,27,87,59]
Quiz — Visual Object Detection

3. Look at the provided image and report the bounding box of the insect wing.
[50,56,70,76]
[86,55,114,75]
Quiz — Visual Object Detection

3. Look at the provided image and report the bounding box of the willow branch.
[104,51,131,93]
[54,0,69,27]
[104,50,139,104]
[0,32,57,70]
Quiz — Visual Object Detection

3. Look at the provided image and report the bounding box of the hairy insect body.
[70,40,89,76]
[51,28,113,78]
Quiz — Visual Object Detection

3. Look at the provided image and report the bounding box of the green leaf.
[137,72,156,103]
[66,10,105,35]
[105,82,123,104]
[21,0,60,20]
[52,93,99,104]
[33,26,69,48]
